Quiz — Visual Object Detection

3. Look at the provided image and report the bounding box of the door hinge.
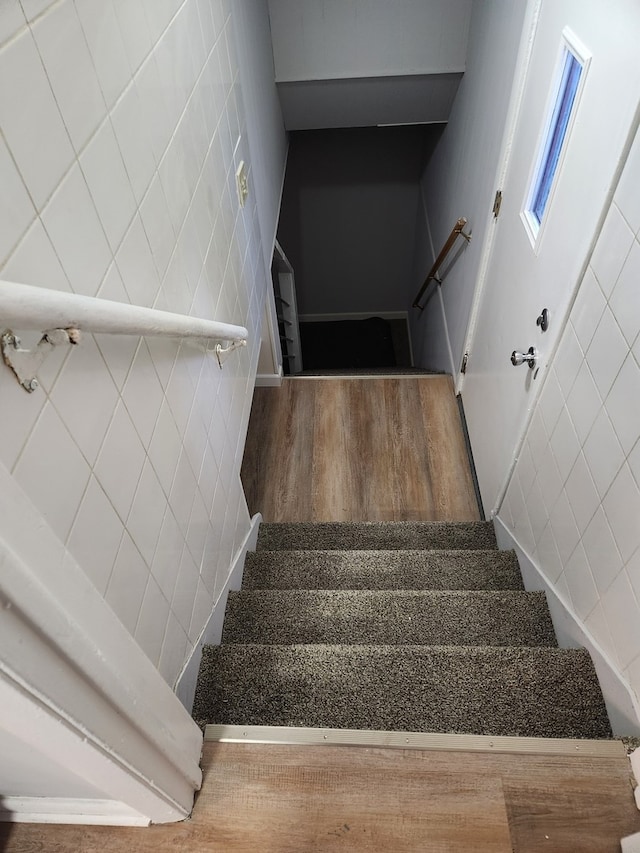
[461,351,470,374]
[492,190,503,218]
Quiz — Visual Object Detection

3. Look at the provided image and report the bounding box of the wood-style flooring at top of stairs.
[3,741,639,853]
[241,375,480,522]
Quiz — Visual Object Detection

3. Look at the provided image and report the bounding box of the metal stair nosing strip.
[203,725,624,758]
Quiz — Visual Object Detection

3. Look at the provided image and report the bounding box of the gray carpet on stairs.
[257,521,497,551]
[243,549,524,590]
[193,644,611,739]
[223,590,557,647]
[193,521,612,740]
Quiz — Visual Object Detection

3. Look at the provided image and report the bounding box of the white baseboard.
[175,513,262,713]
[622,832,640,852]
[298,311,409,323]
[494,516,640,736]
[255,367,283,387]
[0,798,149,826]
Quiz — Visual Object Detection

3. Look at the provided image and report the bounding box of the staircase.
[193,521,612,739]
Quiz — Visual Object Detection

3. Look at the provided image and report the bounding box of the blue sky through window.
[530,51,583,225]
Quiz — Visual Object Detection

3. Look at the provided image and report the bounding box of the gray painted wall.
[275,74,463,131]
[277,126,442,316]
[233,0,288,272]
[0,726,103,799]
[267,0,472,132]
[410,0,530,372]
[267,0,472,81]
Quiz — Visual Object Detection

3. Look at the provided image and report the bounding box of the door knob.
[511,346,537,369]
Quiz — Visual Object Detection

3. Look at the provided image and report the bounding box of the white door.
[462,0,640,516]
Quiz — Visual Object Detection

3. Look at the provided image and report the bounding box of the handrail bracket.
[215,339,247,368]
[2,328,80,393]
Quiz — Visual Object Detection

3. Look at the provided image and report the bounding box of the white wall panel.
[500,125,640,726]
[0,726,103,799]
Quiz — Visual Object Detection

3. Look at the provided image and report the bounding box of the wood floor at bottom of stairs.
[3,741,639,852]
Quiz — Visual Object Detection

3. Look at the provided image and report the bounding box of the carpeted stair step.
[194,519,612,741]
[242,549,523,591]
[257,521,497,552]
[193,644,612,739]
[222,590,557,647]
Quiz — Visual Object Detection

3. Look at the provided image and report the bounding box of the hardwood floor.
[241,376,480,522]
[3,742,638,852]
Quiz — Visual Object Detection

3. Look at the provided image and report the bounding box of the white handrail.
[0,280,248,342]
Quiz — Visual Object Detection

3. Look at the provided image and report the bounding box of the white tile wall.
[500,125,640,714]
[68,475,124,595]
[0,0,271,688]
[0,24,75,207]
[0,3,25,46]
[31,0,106,152]
[40,163,112,296]
[0,134,35,263]
[80,118,138,253]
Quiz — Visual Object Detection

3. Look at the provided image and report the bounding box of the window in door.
[523,28,591,247]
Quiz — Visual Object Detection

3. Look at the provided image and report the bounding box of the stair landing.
[241,376,480,522]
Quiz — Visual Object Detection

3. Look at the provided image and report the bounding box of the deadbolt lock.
[536,308,549,332]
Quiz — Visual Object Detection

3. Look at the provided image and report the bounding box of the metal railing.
[412,217,472,310]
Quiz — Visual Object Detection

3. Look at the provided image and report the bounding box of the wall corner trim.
[175,513,263,712]
[256,367,284,387]
[0,461,203,825]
